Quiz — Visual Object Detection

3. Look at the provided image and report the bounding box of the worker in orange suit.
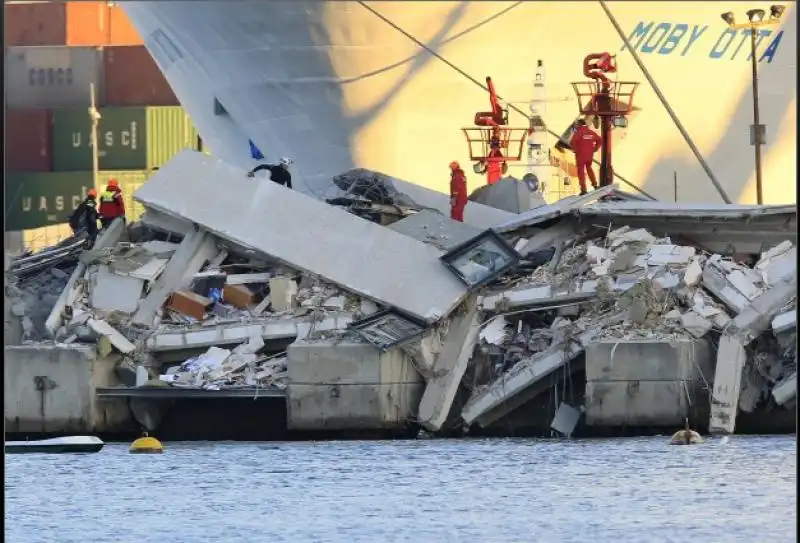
[98,178,126,229]
[569,119,602,195]
[449,161,468,222]
[486,137,504,185]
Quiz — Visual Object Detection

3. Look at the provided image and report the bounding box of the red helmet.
[107,179,119,189]
[87,188,98,198]
[449,161,460,170]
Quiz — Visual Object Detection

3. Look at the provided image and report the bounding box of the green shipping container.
[5,172,94,231]
[52,106,200,171]
[95,170,153,222]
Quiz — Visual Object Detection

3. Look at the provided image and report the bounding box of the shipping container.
[52,106,200,171]
[22,224,76,254]
[104,46,179,106]
[5,2,143,47]
[5,172,94,231]
[108,5,144,46]
[6,46,105,109]
[5,109,54,172]
[96,170,153,221]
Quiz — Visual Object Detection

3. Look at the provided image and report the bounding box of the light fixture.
[721,11,736,25]
[747,8,766,22]
[770,4,785,19]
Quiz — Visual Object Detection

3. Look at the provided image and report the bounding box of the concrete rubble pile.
[462,223,797,433]
[5,150,796,438]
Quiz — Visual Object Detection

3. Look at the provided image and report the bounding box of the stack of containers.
[5,1,201,252]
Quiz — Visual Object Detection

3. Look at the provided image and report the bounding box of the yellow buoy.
[669,418,704,445]
[129,432,164,454]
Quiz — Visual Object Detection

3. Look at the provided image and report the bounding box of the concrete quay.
[4,152,797,440]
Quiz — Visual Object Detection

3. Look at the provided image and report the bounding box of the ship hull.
[121,1,796,205]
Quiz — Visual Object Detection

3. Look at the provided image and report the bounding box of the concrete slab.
[519,221,576,256]
[387,210,482,251]
[127,258,169,282]
[417,296,481,432]
[772,310,797,335]
[134,151,467,322]
[725,276,798,345]
[132,228,218,327]
[709,335,747,435]
[146,313,353,352]
[87,318,136,355]
[90,267,144,314]
[586,338,712,383]
[493,186,617,233]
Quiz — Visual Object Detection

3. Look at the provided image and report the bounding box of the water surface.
[5,436,796,542]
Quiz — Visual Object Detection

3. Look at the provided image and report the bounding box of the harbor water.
[5,436,796,542]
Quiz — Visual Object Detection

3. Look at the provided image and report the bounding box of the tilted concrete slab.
[708,335,747,435]
[417,295,481,432]
[462,325,603,427]
[573,203,796,255]
[772,310,797,335]
[134,151,468,322]
[387,210,482,252]
[725,276,797,345]
[493,185,616,233]
[146,312,353,352]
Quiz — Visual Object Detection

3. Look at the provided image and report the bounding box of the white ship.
[121,1,796,206]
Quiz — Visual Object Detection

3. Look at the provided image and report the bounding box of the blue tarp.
[248,139,264,160]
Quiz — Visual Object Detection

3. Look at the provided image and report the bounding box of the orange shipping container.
[109,5,143,46]
[4,2,143,47]
[5,109,54,172]
[104,46,179,106]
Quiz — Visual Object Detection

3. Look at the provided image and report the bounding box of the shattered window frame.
[348,309,429,351]
[440,229,522,290]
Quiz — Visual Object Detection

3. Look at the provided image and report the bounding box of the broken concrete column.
[417,295,481,432]
[132,227,218,326]
[708,335,747,435]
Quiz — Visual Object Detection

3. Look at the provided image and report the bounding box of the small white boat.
[5,436,105,454]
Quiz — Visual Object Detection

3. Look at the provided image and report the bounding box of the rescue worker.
[246,157,293,188]
[486,143,505,185]
[449,161,468,222]
[569,119,603,195]
[98,179,126,229]
[68,188,99,246]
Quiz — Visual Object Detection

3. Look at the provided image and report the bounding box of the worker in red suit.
[449,161,468,222]
[98,178,126,229]
[569,119,602,195]
[486,136,504,185]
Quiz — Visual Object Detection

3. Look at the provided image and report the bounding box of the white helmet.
[279,157,293,167]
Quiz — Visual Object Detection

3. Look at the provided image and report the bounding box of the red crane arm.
[485,76,502,119]
[583,53,616,86]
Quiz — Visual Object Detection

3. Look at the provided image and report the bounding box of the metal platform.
[95,386,285,400]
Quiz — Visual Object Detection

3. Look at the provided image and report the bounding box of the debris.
[167,290,213,321]
[223,284,255,309]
